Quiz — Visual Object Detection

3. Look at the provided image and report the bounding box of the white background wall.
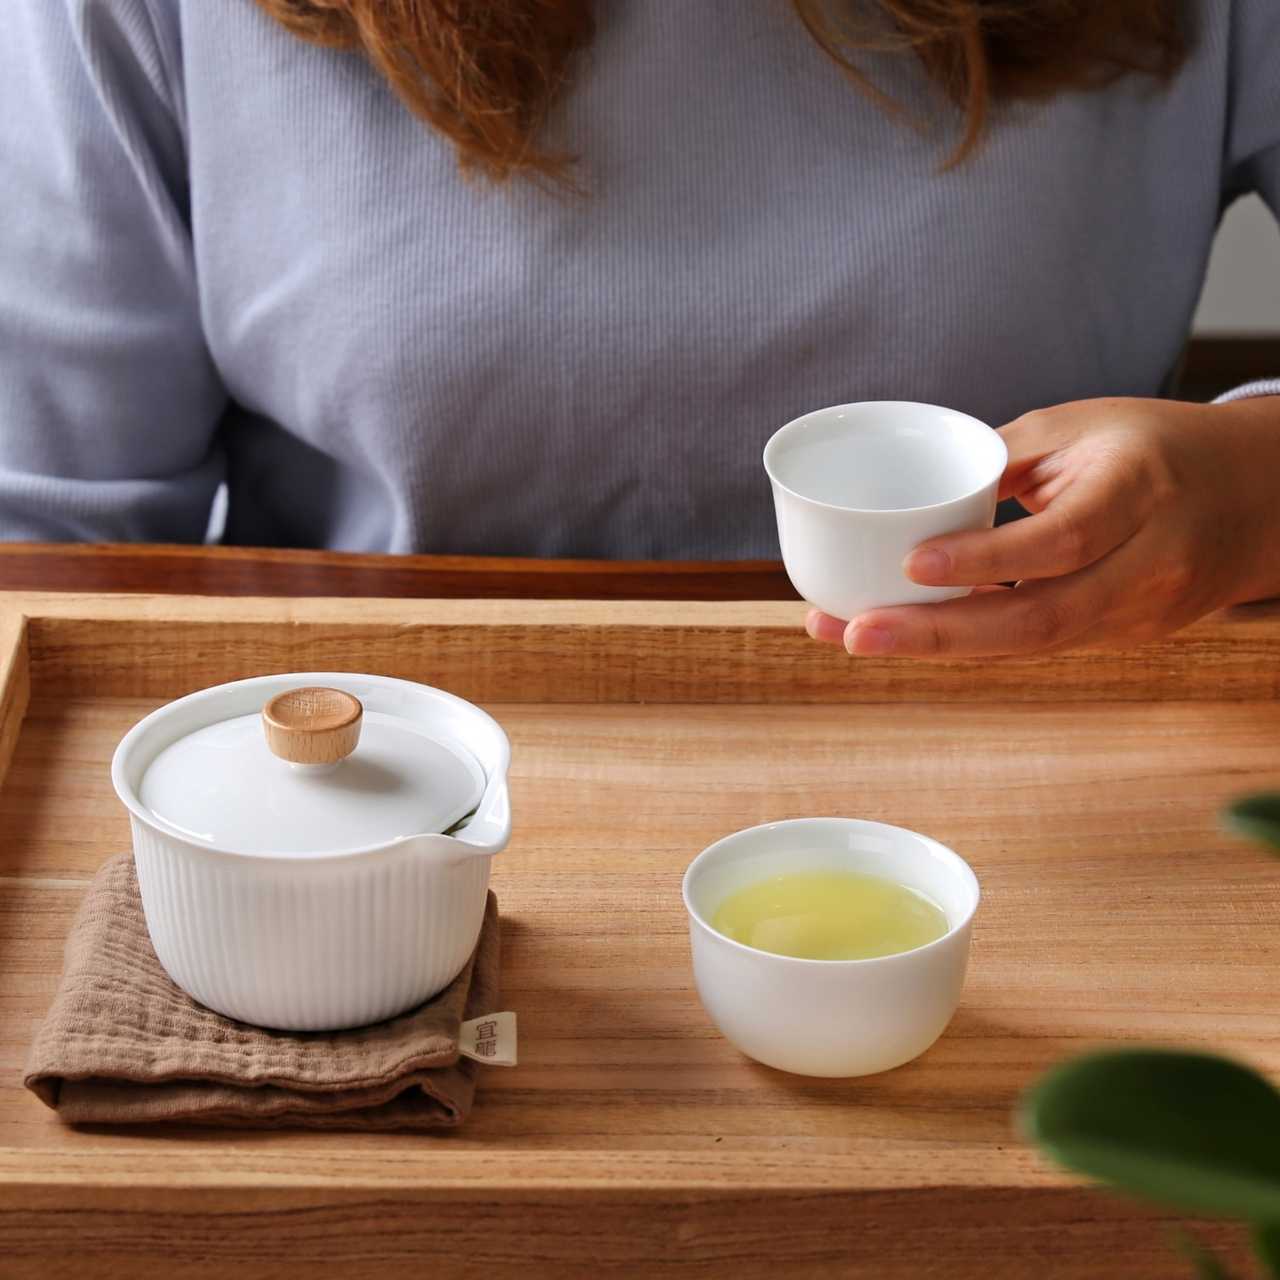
[1193,194,1280,335]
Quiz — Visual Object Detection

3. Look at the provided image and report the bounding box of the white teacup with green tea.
[682,817,979,1077]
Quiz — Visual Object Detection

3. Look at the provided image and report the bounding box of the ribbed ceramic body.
[131,819,493,1030]
[683,818,979,1078]
[113,673,512,1032]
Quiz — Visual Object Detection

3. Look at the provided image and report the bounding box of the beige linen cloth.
[24,853,500,1130]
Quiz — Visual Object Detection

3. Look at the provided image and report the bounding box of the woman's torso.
[8,1,1264,555]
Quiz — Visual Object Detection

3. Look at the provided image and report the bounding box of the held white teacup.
[682,818,979,1078]
[763,401,1007,622]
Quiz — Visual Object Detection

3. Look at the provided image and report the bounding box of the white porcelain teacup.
[763,401,1007,622]
[682,818,979,1078]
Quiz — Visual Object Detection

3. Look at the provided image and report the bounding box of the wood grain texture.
[0,543,800,601]
[4,590,1280,703]
[0,611,30,795]
[1,594,1279,1276]
[1178,335,1280,400]
[0,1184,1252,1279]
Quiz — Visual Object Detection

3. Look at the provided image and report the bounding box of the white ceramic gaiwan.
[111,672,511,1032]
[683,818,979,1078]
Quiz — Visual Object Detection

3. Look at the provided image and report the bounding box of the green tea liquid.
[711,869,948,961]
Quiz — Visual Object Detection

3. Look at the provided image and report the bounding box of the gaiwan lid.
[138,686,486,856]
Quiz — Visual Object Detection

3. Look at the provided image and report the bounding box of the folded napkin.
[25,853,503,1130]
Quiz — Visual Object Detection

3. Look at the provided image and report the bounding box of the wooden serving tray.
[2,592,1279,1278]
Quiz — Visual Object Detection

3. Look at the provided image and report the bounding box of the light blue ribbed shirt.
[2,1,1278,556]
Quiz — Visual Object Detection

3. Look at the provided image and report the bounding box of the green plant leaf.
[1022,1051,1280,1222]
[1224,794,1280,854]
[1176,1230,1237,1279]
[1254,1222,1280,1279]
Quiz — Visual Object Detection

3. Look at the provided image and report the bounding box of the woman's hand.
[805,396,1280,658]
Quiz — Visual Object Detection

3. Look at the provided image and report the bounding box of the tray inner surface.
[5,695,1278,1176]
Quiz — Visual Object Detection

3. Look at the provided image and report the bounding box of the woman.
[2,0,1277,658]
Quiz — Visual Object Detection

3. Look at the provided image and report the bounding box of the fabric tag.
[458,1011,518,1067]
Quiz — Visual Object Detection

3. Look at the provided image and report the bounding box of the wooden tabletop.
[0,543,799,600]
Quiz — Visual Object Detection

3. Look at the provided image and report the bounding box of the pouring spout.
[406,776,511,863]
[450,777,511,853]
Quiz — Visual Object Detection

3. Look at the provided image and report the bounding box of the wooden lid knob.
[262,687,363,765]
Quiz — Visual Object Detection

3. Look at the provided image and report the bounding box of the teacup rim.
[681,816,981,969]
[762,400,1007,517]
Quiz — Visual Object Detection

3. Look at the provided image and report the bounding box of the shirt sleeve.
[0,0,226,542]
[1214,378,1280,404]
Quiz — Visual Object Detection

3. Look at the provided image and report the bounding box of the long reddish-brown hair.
[256,1,1184,184]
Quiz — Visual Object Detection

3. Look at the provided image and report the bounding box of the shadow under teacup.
[763,401,1007,622]
[682,818,980,1078]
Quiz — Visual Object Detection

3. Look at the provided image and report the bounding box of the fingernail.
[906,548,951,585]
[845,624,895,655]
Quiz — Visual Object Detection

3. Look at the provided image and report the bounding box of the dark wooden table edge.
[0,543,800,601]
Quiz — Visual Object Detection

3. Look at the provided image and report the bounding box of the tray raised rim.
[1,590,1277,709]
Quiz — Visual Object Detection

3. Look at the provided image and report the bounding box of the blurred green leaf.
[1254,1222,1280,1278]
[1022,1051,1280,1222]
[1224,794,1280,854]
[1192,1255,1232,1280]
[1176,1230,1236,1279]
